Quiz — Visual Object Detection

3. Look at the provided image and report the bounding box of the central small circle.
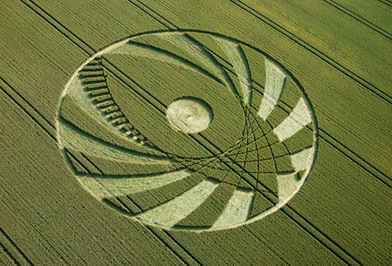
[166,97,213,134]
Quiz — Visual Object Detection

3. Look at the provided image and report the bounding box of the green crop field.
[1,0,391,265]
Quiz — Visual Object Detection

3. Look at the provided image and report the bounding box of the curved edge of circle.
[55,30,319,232]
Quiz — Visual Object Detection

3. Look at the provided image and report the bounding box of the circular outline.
[56,30,319,232]
[166,96,214,134]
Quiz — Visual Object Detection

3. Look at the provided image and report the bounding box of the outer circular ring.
[56,30,318,231]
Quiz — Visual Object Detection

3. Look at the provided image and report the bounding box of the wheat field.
[1,1,391,265]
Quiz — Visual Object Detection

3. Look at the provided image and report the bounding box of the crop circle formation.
[57,31,318,231]
[166,97,213,134]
